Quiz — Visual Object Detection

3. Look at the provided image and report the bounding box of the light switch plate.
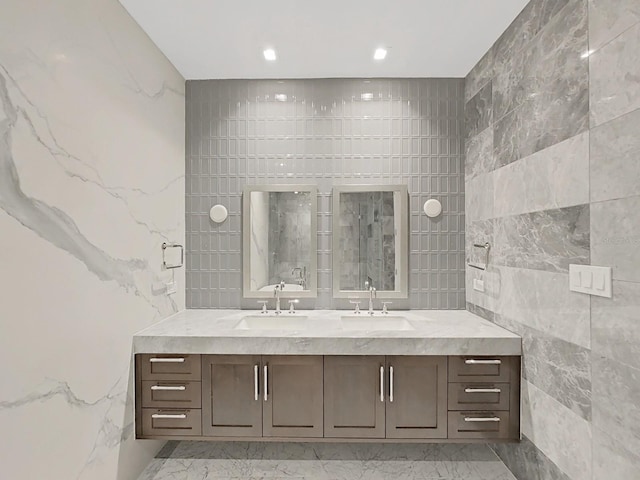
[569,264,612,298]
[473,278,485,292]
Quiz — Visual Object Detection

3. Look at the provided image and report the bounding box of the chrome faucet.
[274,280,285,314]
[364,278,376,315]
[291,267,307,289]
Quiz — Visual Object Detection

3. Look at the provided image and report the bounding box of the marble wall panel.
[520,381,592,480]
[492,435,572,480]
[495,267,591,348]
[592,356,640,457]
[493,0,588,122]
[465,82,493,138]
[591,195,640,282]
[465,125,494,180]
[0,1,185,479]
[493,205,590,273]
[590,21,640,127]
[493,132,589,218]
[592,428,640,480]
[589,0,640,54]
[590,108,640,203]
[592,280,640,370]
[465,48,494,102]
[493,85,588,169]
[465,173,494,222]
[492,0,573,73]
[494,314,591,420]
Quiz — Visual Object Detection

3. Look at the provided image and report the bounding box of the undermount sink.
[340,315,415,331]
[235,315,309,330]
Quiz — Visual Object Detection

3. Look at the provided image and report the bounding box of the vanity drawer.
[141,381,201,409]
[448,383,510,411]
[447,411,510,439]
[138,354,201,381]
[449,356,513,383]
[141,408,202,437]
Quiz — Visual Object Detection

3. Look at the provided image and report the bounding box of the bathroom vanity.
[133,310,521,443]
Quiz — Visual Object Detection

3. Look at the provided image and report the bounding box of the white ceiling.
[119,0,529,80]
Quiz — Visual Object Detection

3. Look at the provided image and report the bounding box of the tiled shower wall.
[465,0,640,479]
[186,79,465,309]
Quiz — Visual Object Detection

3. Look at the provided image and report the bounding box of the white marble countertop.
[133,309,521,356]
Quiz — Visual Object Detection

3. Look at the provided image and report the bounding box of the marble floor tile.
[137,442,517,480]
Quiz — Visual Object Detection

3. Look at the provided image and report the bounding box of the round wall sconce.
[209,204,228,223]
[423,198,442,218]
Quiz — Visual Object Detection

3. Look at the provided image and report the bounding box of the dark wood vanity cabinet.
[324,356,386,438]
[385,356,448,439]
[447,356,521,440]
[135,353,520,442]
[200,355,323,438]
[263,355,324,437]
[201,355,262,437]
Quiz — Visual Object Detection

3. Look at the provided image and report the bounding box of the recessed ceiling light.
[263,48,277,61]
[374,48,387,60]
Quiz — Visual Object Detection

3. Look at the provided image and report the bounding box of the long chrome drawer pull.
[389,366,394,403]
[465,359,501,365]
[151,385,186,391]
[254,365,259,401]
[264,365,268,402]
[151,413,187,419]
[464,388,501,393]
[149,357,185,363]
[464,416,500,422]
[379,366,384,402]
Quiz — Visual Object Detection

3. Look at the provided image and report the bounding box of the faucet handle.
[288,299,299,313]
[381,301,392,314]
[257,301,269,314]
[349,300,362,314]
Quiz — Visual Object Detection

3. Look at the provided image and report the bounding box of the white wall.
[0,0,185,478]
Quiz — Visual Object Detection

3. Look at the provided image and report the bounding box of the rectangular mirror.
[332,185,408,299]
[243,185,317,298]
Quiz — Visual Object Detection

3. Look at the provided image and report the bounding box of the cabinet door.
[201,355,262,437]
[386,356,447,439]
[263,355,323,437]
[324,356,385,438]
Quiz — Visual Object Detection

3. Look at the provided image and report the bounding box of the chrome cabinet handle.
[151,413,187,419]
[150,385,186,391]
[464,387,501,393]
[464,416,500,422]
[149,357,185,363]
[465,359,501,365]
[254,365,259,401]
[264,365,268,402]
[389,366,394,403]
[379,366,384,402]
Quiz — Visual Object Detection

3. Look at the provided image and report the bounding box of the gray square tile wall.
[186,79,465,309]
